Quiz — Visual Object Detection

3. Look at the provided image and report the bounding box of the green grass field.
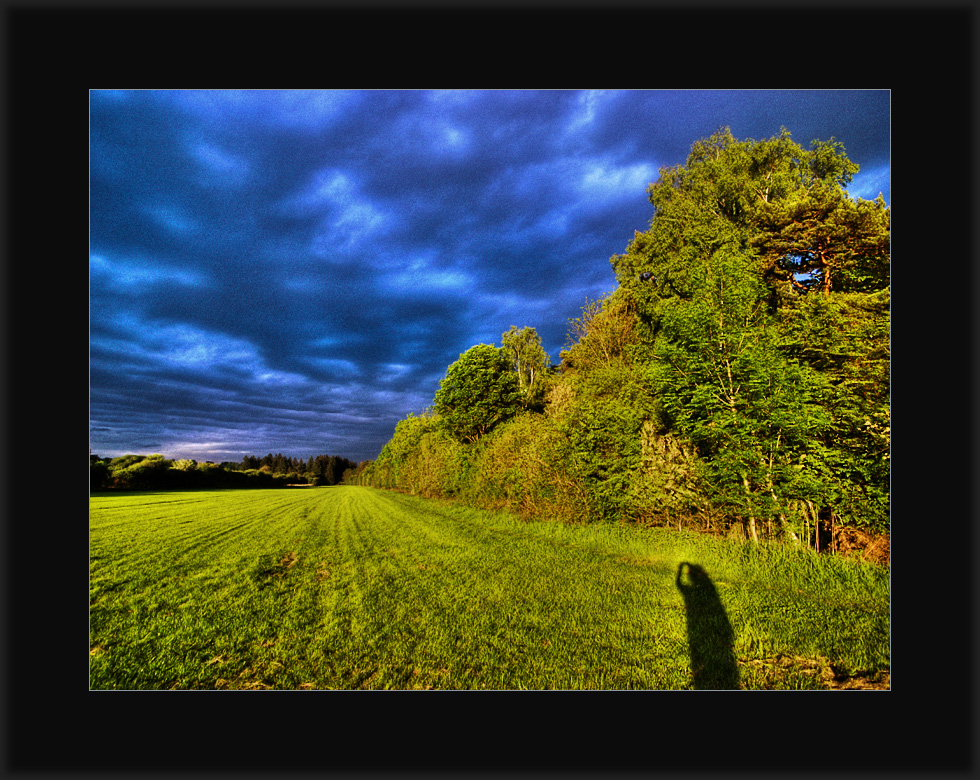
[89,486,889,690]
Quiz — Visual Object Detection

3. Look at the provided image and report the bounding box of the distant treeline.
[352,128,890,555]
[90,451,362,492]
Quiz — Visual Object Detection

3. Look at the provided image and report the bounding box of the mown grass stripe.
[90,486,888,690]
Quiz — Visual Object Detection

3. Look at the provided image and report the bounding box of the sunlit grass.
[90,487,889,690]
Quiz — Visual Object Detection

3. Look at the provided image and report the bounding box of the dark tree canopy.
[434,344,521,443]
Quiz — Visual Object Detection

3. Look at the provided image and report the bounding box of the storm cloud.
[89,89,890,463]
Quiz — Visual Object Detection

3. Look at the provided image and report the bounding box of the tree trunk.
[813,506,820,553]
[804,500,818,552]
[818,247,832,296]
[772,488,799,545]
[742,473,759,544]
[765,449,798,545]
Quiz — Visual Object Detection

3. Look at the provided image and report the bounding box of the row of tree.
[235,453,357,486]
[90,451,360,492]
[352,128,889,551]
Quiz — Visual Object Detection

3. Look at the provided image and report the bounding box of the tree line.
[351,127,889,555]
[90,451,361,492]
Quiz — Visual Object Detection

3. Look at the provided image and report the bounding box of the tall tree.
[610,127,889,539]
[434,344,521,443]
[501,326,552,410]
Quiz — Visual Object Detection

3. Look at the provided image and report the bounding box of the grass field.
[89,486,889,690]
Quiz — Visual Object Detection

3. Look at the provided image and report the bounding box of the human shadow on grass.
[676,562,739,690]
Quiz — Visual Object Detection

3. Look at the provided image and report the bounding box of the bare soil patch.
[743,653,889,690]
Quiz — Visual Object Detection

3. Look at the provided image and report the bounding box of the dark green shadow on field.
[676,562,739,690]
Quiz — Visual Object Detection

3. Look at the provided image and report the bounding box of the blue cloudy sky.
[89,89,890,464]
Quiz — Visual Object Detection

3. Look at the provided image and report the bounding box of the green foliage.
[630,423,709,528]
[642,245,833,538]
[109,454,145,470]
[364,126,889,547]
[434,344,521,443]
[466,412,572,518]
[90,450,356,491]
[775,290,890,532]
[111,454,172,490]
[372,411,439,490]
[560,293,636,373]
[367,411,462,498]
[501,325,553,411]
[546,365,650,522]
[609,126,889,538]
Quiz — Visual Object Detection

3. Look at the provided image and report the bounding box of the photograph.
[90,88,891,693]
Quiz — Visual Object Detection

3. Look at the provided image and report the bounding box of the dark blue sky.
[89,89,890,464]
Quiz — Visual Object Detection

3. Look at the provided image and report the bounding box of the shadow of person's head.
[677,561,708,585]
